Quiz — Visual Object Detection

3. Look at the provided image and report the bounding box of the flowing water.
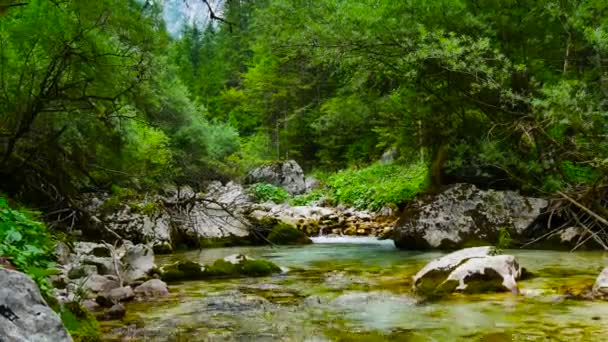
[102,238,608,341]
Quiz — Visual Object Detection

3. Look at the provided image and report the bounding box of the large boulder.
[392,183,547,250]
[246,160,306,195]
[413,246,522,295]
[0,269,72,342]
[80,182,253,250]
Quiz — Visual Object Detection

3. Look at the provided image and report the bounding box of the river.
[101,237,608,341]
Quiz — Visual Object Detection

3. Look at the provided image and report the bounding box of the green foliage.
[490,228,512,256]
[290,189,326,206]
[267,223,312,245]
[326,162,429,211]
[60,302,101,342]
[160,260,205,282]
[248,183,290,204]
[0,197,57,299]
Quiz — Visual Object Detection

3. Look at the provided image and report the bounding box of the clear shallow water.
[102,239,608,341]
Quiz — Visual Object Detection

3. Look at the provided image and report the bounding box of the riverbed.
[101,238,608,341]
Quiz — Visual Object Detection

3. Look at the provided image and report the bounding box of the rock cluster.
[80,181,252,252]
[249,203,395,237]
[53,241,169,321]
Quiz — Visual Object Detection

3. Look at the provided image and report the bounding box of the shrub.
[248,183,290,203]
[290,189,326,206]
[0,197,57,300]
[326,162,428,211]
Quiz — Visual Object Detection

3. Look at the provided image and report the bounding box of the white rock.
[0,269,72,342]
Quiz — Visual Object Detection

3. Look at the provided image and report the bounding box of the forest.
[2,0,608,341]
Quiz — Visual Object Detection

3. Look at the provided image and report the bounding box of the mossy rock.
[241,259,282,276]
[202,257,282,278]
[267,223,312,245]
[153,242,173,255]
[160,260,205,282]
[198,235,253,248]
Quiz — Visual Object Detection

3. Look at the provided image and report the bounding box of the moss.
[240,259,282,276]
[153,242,173,255]
[60,302,102,342]
[202,259,240,277]
[198,235,253,248]
[267,223,312,245]
[160,261,205,282]
[202,258,281,278]
[130,201,160,215]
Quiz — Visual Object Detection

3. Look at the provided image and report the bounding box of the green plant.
[60,302,101,342]
[490,227,512,256]
[290,189,326,206]
[326,162,429,211]
[248,183,290,203]
[0,197,58,300]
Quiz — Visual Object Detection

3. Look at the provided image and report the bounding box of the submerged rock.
[392,183,547,249]
[413,246,522,295]
[246,160,306,195]
[0,269,72,342]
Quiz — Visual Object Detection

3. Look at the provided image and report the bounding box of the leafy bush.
[60,302,101,342]
[326,162,428,211]
[490,227,512,256]
[0,197,57,299]
[248,183,290,203]
[290,189,326,206]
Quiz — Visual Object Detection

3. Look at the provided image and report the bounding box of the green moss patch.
[160,261,205,282]
[60,302,102,342]
[202,258,281,278]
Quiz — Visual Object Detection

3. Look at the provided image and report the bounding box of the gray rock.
[133,279,169,298]
[413,247,522,295]
[305,177,321,192]
[108,286,135,302]
[67,264,98,279]
[246,160,306,195]
[80,255,116,276]
[121,243,155,283]
[392,183,548,249]
[96,286,134,307]
[0,269,72,342]
[55,242,72,265]
[101,303,126,320]
[331,291,416,308]
[592,267,608,299]
[84,274,120,293]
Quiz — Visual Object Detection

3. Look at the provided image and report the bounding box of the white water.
[310,235,396,246]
